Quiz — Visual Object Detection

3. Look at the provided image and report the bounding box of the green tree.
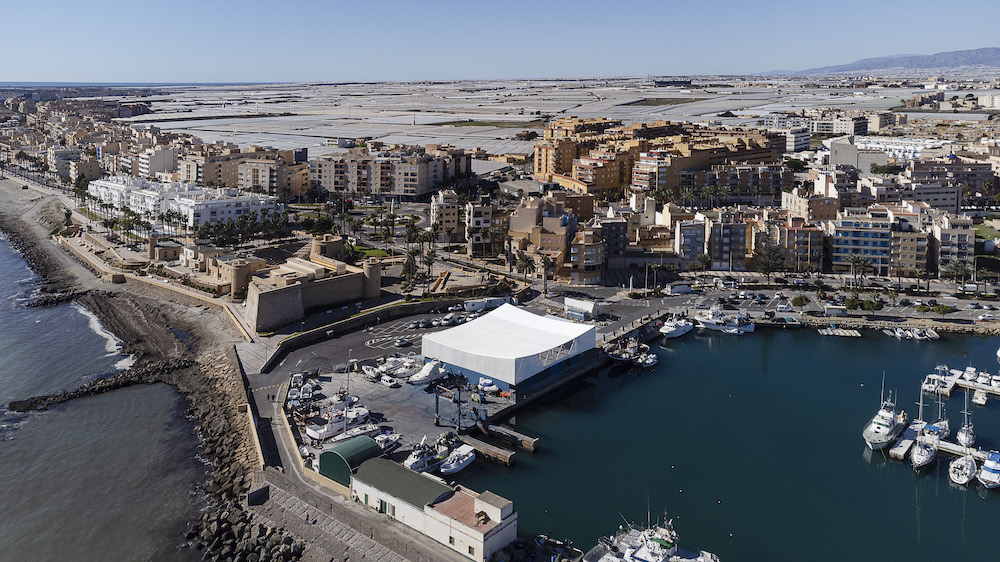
[696,253,712,272]
[422,250,437,294]
[784,158,807,173]
[751,230,783,284]
[791,295,809,308]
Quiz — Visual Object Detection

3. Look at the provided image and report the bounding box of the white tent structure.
[421,304,596,390]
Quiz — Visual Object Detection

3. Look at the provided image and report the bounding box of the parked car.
[418,319,431,328]
[967,302,981,309]
[408,321,420,329]
[927,299,937,306]
[774,291,785,299]
[448,304,463,312]
[978,313,994,321]
[394,338,410,347]
[985,304,997,311]
[899,299,911,306]
[695,302,710,310]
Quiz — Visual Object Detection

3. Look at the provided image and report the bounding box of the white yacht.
[977,451,1000,489]
[992,375,1000,390]
[977,371,991,386]
[408,360,445,384]
[920,375,940,394]
[962,367,977,382]
[658,319,694,339]
[972,389,988,406]
[694,305,755,333]
[862,385,907,451]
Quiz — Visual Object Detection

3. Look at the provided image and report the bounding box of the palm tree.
[422,250,437,294]
[696,253,712,272]
[944,260,972,291]
[679,188,695,207]
[539,254,555,296]
[516,252,536,285]
[846,255,867,288]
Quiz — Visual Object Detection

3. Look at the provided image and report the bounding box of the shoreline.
[0,179,306,560]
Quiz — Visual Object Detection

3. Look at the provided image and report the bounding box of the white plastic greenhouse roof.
[422,304,594,359]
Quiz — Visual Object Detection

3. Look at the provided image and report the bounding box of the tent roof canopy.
[422,304,593,360]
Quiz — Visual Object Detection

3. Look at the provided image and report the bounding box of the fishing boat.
[635,352,659,369]
[438,444,476,475]
[861,378,907,451]
[977,451,1000,489]
[581,512,719,562]
[658,319,694,339]
[606,338,649,364]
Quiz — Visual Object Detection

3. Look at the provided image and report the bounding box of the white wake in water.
[71,303,135,370]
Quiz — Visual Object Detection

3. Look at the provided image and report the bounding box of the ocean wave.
[71,302,124,355]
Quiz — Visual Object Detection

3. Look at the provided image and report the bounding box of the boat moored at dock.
[977,451,1000,489]
[862,385,907,451]
[582,513,719,562]
[659,319,694,339]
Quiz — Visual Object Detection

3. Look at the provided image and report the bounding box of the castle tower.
[362,258,381,300]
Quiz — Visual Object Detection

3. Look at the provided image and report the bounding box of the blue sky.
[4,0,999,83]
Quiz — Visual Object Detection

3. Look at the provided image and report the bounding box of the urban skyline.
[5,0,1000,83]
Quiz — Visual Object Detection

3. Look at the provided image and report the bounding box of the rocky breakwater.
[6,345,307,561]
[187,500,305,562]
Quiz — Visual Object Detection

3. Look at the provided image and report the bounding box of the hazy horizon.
[4,0,999,83]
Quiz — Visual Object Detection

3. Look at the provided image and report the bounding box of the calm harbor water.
[0,237,205,561]
[460,326,1000,561]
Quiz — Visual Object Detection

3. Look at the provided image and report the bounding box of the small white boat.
[374,431,402,453]
[962,367,977,382]
[330,421,380,442]
[658,319,694,339]
[920,375,940,394]
[957,392,975,448]
[977,451,1000,489]
[635,353,658,369]
[722,326,744,336]
[362,365,381,381]
[911,329,928,341]
[893,327,910,339]
[977,371,991,386]
[882,329,896,337]
[996,346,1000,362]
[438,444,476,475]
[925,328,940,340]
[992,375,1000,390]
[973,389,988,406]
[949,454,978,486]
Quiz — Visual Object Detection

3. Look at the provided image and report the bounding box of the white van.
[776,304,792,312]
[442,312,457,325]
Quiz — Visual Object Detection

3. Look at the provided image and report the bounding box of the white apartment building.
[853,136,943,160]
[88,176,279,227]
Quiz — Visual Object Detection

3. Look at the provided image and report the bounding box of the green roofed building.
[351,458,517,561]
[317,436,383,487]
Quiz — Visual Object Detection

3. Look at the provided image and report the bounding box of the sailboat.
[957,391,975,448]
[910,388,937,471]
[950,392,978,486]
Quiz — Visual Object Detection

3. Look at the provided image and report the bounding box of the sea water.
[0,237,205,561]
[458,328,1000,561]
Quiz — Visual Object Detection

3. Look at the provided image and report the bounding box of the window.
[449,537,455,546]
[469,546,475,556]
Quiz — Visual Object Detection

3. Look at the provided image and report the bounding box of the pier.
[914,434,988,462]
[817,328,861,337]
[462,435,516,466]
[484,424,539,452]
[934,370,1000,400]
[889,422,923,461]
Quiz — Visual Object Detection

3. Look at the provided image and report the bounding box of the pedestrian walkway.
[250,485,409,562]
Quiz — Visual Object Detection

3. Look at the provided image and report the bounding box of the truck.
[463,300,487,312]
[964,283,979,293]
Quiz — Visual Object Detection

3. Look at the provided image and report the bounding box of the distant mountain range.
[769,47,1000,75]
